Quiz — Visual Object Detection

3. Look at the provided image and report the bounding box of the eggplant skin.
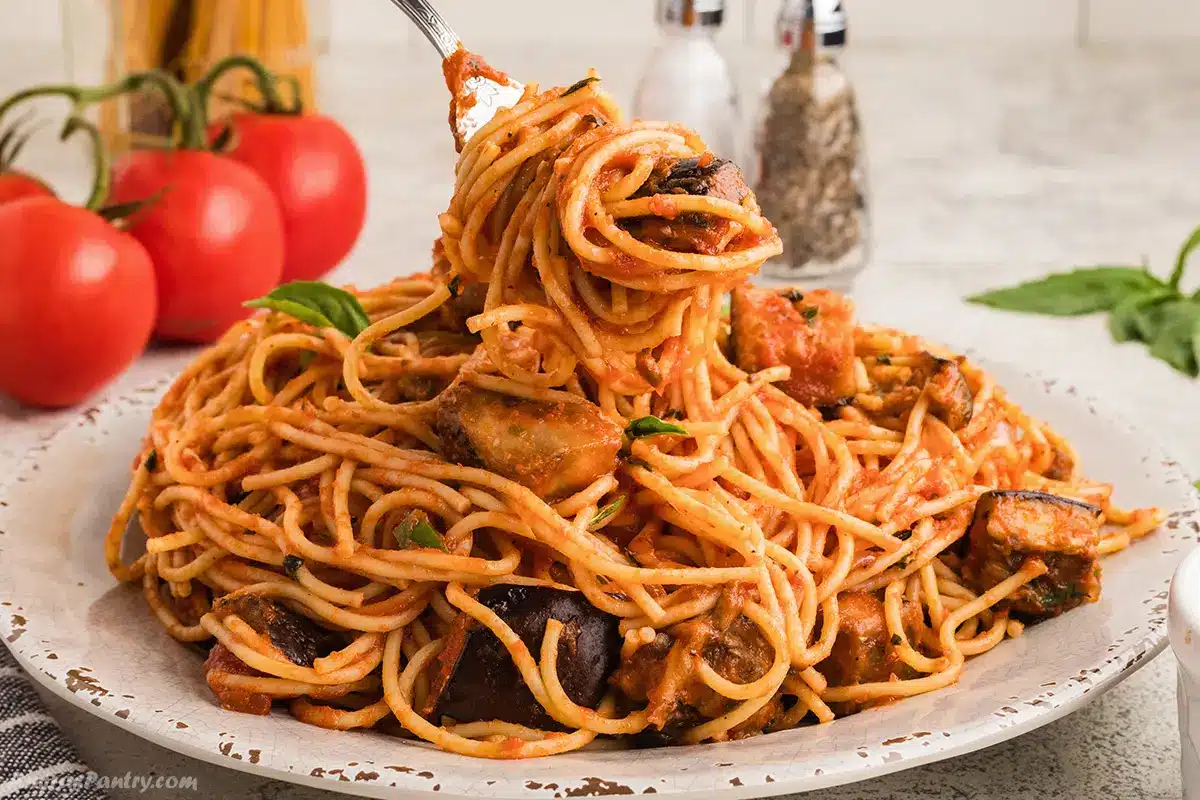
[212,594,340,667]
[961,490,1102,620]
[423,585,621,730]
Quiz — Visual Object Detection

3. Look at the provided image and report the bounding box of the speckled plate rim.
[0,362,1196,800]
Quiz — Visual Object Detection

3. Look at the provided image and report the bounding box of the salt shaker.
[633,0,739,159]
[751,0,870,290]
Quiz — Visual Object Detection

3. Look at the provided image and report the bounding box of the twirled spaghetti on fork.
[106,53,1164,758]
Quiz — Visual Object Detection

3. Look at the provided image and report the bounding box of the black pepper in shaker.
[750,0,871,291]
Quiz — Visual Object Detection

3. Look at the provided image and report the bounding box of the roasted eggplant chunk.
[961,490,1102,619]
[920,355,972,431]
[612,609,778,743]
[815,591,921,714]
[634,156,749,204]
[412,276,488,334]
[866,351,973,429]
[624,156,751,254]
[204,595,341,715]
[423,585,620,729]
[729,285,857,407]
[211,594,340,667]
[435,382,623,501]
[203,643,272,715]
[394,331,480,402]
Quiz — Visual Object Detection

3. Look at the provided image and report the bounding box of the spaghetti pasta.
[106,56,1164,757]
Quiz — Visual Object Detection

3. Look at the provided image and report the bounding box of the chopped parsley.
[625,415,688,439]
[590,496,627,529]
[393,512,448,551]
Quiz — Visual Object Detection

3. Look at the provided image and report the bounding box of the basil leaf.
[1146,300,1200,376]
[1193,317,1200,374]
[393,512,448,551]
[562,77,599,96]
[144,449,157,471]
[1133,295,1177,343]
[245,281,371,339]
[626,415,689,439]
[1109,288,1175,343]
[589,496,626,530]
[967,267,1163,316]
[283,555,303,577]
[1170,224,1200,289]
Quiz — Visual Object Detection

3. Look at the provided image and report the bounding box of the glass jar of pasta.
[61,0,330,152]
[749,0,871,291]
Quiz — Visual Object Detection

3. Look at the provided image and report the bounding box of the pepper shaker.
[750,0,871,290]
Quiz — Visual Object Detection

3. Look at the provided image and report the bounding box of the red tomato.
[0,171,54,206]
[0,197,157,408]
[109,149,285,343]
[217,113,366,282]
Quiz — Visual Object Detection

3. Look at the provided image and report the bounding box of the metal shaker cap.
[655,0,725,28]
[815,0,847,46]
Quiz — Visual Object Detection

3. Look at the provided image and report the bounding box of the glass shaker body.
[751,0,871,291]
[633,0,739,160]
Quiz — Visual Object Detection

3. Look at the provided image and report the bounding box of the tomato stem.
[194,54,300,121]
[59,115,111,211]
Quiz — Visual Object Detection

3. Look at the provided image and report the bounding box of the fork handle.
[386,0,459,59]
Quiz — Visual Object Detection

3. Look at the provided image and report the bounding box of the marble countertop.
[2,40,1198,799]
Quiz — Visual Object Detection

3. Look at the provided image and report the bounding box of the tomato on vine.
[104,70,285,343]
[198,56,367,283]
[0,113,156,408]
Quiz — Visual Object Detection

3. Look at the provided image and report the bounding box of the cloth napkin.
[0,645,107,800]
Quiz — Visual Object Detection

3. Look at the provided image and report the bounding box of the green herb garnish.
[447,275,462,298]
[801,306,819,322]
[783,289,805,303]
[283,555,303,577]
[1041,582,1087,607]
[590,496,627,530]
[895,529,912,541]
[890,634,902,646]
[876,354,892,365]
[144,449,157,471]
[626,415,688,439]
[393,512,448,552]
[562,77,600,97]
[245,281,370,340]
[967,225,1200,377]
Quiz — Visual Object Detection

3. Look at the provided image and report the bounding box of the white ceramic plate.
[0,362,1196,800]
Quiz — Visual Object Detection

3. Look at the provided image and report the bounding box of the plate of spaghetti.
[0,57,1197,800]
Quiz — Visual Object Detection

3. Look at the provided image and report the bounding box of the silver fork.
[385,0,525,147]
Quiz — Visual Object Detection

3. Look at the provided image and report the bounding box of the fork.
[384,0,526,147]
